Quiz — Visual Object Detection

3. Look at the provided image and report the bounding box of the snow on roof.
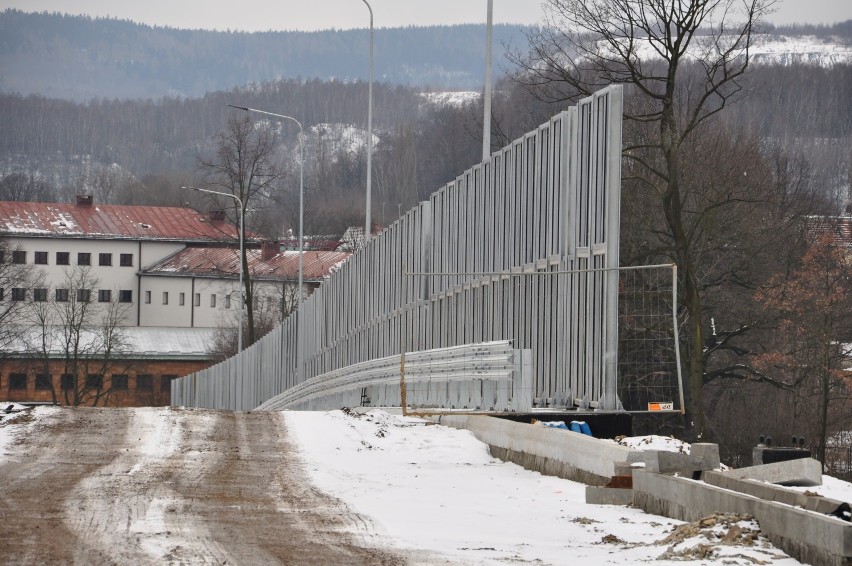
[4,326,216,359]
[0,200,242,242]
[143,246,352,281]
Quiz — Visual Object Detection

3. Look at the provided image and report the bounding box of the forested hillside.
[0,10,529,101]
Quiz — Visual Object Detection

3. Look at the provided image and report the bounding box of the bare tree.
[512,0,774,438]
[0,239,39,362]
[198,116,281,346]
[24,267,132,407]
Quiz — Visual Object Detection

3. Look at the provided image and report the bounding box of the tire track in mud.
[2,407,406,565]
[163,410,404,565]
[0,407,133,564]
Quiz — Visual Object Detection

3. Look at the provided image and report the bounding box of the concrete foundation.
[719,457,823,487]
[633,470,852,566]
[703,471,844,514]
[435,415,635,485]
[434,415,850,566]
[585,486,634,506]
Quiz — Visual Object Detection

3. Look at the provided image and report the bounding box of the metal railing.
[248,341,532,412]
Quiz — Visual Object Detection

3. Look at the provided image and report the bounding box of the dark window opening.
[120,253,133,267]
[35,374,52,390]
[34,251,48,264]
[60,374,74,390]
[55,288,69,302]
[78,252,91,266]
[98,290,112,303]
[77,289,91,303]
[9,373,27,390]
[111,374,128,390]
[11,288,26,301]
[98,253,112,266]
[119,290,133,303]
[12,250,26,264]
[137,374,153,391]
[85,375,103,390]
[56,252,70,265]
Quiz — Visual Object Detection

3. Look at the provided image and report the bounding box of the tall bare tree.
[25,267,132,407]
[0,240,39,363]
[512,0,774,438]
[198,116,281,346]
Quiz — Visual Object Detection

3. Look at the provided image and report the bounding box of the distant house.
[0,196,350,406]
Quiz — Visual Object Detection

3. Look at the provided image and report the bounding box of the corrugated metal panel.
[174,86,628,412]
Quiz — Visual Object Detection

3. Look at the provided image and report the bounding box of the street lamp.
[183,186,245,353]
[361,0,374,244]
[483,0,493,162]
[227,104,304,380]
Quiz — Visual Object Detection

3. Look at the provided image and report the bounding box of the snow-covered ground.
[285,409,824,565]
[3,405,849,564]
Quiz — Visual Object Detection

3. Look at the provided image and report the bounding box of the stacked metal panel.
[172,85,624,411]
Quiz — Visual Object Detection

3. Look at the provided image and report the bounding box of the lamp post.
[226,104,304,380]
[361,0,374,244]
[183,186,244,353]
[483,0,493,162]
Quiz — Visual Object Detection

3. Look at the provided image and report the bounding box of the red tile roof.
[0,201,242,242]
[807,216,852,246]
[143,247,351,281]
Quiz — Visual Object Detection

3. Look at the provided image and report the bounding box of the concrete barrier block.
[691,443,721,470]
[723,457,823,487]
[585,486,633,506]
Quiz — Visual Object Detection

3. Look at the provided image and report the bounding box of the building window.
[224,294,231,309]
[9,373,27,390]
[12,250,26,264]
[77,289,91,303]
[162,291,169,305]
[119,290,133,303]
[161,375,177,392]
[179,292,185,306]
[34,251,48,264]
[33,288,48,302]
[137,374,153,391]
[99,253,112,266]
[145,290,151,304]
[56,251,70,265]
[111,374,128,390]
[78,252,91,266]
[60,374,74,390]
[11,288,26,301]
[194,293,201,307]
[35,374,52,390]
[210,294,216,308]
[120,253,133,267]
[98,289,112,303]
[55,288,69,302]
[85,375,103,390]
[0,288,4,301]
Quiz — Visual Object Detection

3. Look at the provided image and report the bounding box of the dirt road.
[0,407,405,565]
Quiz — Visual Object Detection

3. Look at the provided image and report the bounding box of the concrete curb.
[435,414,635,485]
[633,470,852,566]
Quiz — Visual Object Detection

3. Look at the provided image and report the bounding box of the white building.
[0,196,351,330]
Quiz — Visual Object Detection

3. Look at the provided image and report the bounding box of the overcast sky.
[0,0,848,31]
